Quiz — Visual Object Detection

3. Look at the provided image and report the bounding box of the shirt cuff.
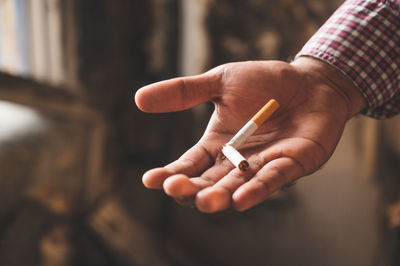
[296,0,400,119]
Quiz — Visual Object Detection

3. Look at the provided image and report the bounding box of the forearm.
[296,0,400,119]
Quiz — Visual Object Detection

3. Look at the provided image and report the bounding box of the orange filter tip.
[251,99,279,127]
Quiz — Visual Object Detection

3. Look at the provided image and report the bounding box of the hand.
[135,57,366,213]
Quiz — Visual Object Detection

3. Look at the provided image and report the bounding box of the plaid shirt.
[297,0,400,118]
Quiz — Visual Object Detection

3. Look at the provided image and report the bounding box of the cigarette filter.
[251,99,280,127]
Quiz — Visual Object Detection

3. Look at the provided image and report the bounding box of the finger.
[163,174,198,197]
[195,154,262,213]
[163,155,233,200]
[142,167,176,189]
[232,156,305,211]
[174,196,196,207]
[143,141,219,189]
[190,159,233,188]
[135,71,221,113]
[163,151,232,199]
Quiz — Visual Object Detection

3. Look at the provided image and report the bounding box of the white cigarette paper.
[222,145,249,171]
[227,120,258,149]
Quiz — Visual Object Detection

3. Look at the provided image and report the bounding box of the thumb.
[135,70,221,113]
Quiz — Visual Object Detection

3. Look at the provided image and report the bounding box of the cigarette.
[222,99,279,171]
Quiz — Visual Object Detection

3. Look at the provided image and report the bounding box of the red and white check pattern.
[297,0,400,118]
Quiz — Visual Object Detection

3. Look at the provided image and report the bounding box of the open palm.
[135,59,364,212]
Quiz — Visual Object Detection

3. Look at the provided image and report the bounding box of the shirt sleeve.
[296,0,400,119]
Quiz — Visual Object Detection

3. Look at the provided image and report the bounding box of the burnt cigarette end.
[222,145,248,171]
[238,160,249,171]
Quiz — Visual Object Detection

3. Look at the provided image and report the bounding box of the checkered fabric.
[297,0,400,118]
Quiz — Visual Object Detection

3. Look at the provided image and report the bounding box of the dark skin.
[135,57,367,213]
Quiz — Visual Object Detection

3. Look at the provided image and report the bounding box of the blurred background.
[0,0,399,265]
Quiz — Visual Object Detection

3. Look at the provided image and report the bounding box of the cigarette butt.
[222,145,249,171]
[251,99,280,127]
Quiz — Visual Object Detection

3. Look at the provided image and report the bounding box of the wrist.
[291,56,367,120]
